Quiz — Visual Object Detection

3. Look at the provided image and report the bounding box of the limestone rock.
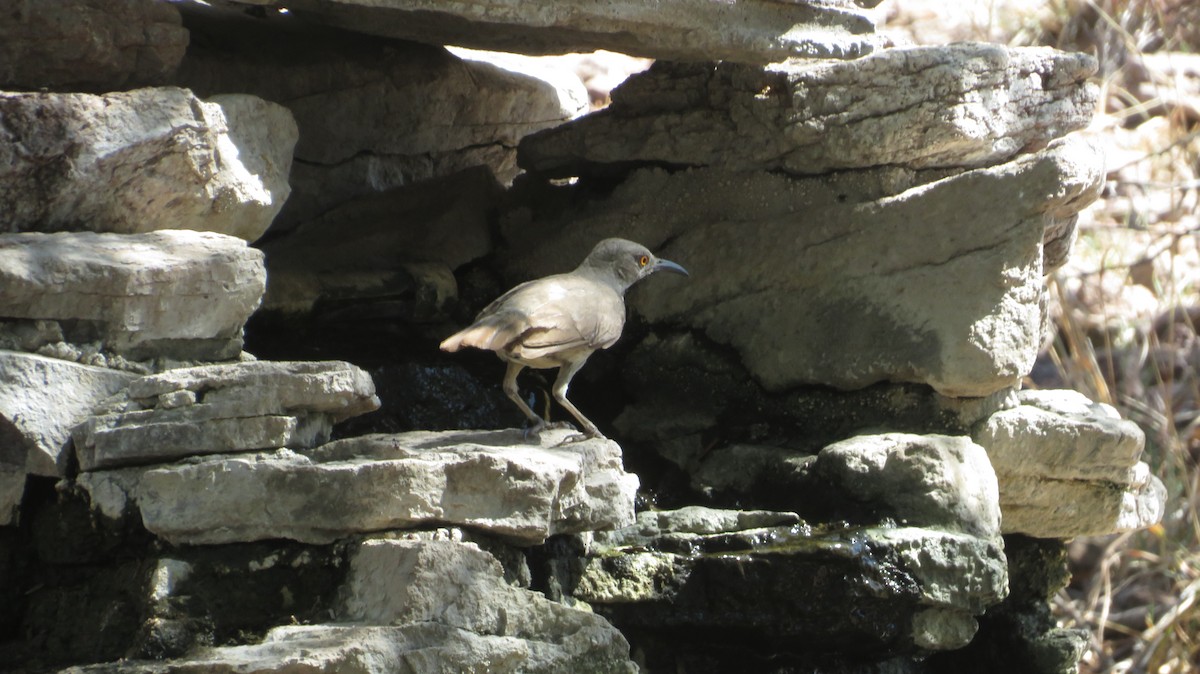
[0,231,265,360]
[78,428,638,545]
[0,88,296,242]
[576,510,1008,656]
[334,538,635,673]
[72,622,635,674]
[235,0,884,65]
[816,433,1001,538]
[0,351,137,476]
[519,44,1098,177]
[504,135,1104,397]
[0,0,188,92]
[260,168,499,315]
[175,6,586,233]
[973,389,1167,538]
[73,361,380,471]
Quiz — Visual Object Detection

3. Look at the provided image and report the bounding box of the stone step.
[79,428,638,546]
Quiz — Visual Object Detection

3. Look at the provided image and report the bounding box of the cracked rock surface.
[0,230,265,360]
[519,43,1098,177]
[217,0,885,65]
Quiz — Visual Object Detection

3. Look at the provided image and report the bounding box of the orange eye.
[639,255,650,267]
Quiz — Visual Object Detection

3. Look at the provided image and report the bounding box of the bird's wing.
[441,275,624,359]
[515,279,625,358]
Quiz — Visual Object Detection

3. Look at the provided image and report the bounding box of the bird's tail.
[439,317,518,353]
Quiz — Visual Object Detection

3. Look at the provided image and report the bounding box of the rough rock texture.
[175,6,586,233]
[0,351,136,477]
[335,538,636,671]
[73,360,380,471]
[59,536,636,673]
[519,44,1098,177]
[228,0,884,65]
[0,466,22,526]
[574,510,1008,665]
[259,167,499,315]
[562,429,1009,667]
[78,428,638,546]
[0,0,188,92]
[973,389,1167,538]
[73,623,633,674]
[0,88,296,242]
[0,230,265,360]
[505,135,1103,397]
[815,433,1001,538]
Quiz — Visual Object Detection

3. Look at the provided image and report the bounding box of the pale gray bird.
[440,238,688,440]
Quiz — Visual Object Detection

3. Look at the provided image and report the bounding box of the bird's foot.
[554,424,606,447]
[521,420,577,443]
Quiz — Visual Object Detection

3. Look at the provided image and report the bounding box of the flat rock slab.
[519,43,1098,177]
[0,0,187,92]
[0,87,296,242]
[79,428,638,545]
[504,136,1103,397]
[73,360,380,471]
[0,351,137,476]
[973,389,1167,538]
[0,230,265,361]
[233,0,883,65]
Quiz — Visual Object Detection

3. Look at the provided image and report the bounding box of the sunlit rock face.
[0,1,1161,674]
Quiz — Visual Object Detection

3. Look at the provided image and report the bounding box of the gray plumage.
[440,238,688,440]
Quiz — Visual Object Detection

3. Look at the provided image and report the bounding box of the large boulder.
[222,0,884,65]
[815,433,1001,538]
[0,230,265,360]
[78,428,638,546]
[503,135,1103,398]
[0,351,137,477]
[520,44,1098,177]
[0,88,296,242]
[0,0,188,92]
[973,389,1167,538]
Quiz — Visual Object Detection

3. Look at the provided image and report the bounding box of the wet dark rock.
[554,507,1007,672]
[927,536,1088,674]
[0,479,348,670]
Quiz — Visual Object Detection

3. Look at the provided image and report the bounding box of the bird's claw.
[521,420,577,443]
[555,432,597,446]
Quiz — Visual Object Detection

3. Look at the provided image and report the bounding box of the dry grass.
[884,1,1200,671]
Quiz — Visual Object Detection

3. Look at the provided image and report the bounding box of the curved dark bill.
[653,258,689,277]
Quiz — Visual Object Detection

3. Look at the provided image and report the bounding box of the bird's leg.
[502,361,544,440]
[552,357,605,443]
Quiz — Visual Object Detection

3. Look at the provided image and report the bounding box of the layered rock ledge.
[218,0,885,65]
[0,230,266,360]
[519,43,1098,177]
[79,428,638,546]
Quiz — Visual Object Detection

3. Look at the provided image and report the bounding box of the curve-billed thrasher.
[440,238,688,440]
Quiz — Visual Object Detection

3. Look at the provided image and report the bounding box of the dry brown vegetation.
[884,1,1200,671]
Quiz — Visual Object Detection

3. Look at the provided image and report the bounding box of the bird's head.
[580,238,689,292]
